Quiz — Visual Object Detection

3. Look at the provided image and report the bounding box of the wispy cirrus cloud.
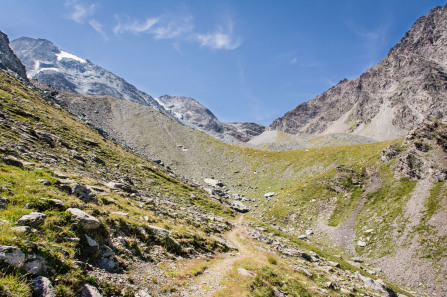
[89,19,108,40]
[113,13,194,40]
[113,17,159,34]
[114,13,240,50]
[65,1,108,40]
[65,0,96,23]
[195,18,242,50]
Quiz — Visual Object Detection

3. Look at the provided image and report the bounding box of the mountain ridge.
[270,4,447,142]
[10,38,265,143]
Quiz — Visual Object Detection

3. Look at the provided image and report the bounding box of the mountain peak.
[270,4,447,141]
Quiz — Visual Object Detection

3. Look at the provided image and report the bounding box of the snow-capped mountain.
[10,37,168,115]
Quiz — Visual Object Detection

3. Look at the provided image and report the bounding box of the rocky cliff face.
[0,30,28,81]
[271,4,447,141]
[156,95,266,143]
[10,37,169,116]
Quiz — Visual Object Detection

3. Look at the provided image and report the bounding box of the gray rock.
[135,290,152,297]
[12,226,31,233]
[97,257,118,272]
[85,234,98,247]
[0,245,25,267]
[48,199,65,208]
[147,225,170,239]
[357,240,367,247]
[264,192,277,198]
[105,182,136,193]
[355,271,396,296]
[24,255,47,275]
[67,208,101,229]
[204,178,224,187]
[0,195,10,209]
[69,182,98,203]
[36,179,51,186]
[237,267,254,277]
[31,276,56,297]
[231,201,249,213]
[1,156,24,168]
[80,283,103,297]
[17,212,46,226]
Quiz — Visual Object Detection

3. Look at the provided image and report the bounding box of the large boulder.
[67,208,100,230]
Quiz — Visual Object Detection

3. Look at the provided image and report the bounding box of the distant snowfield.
[56,50,86,64]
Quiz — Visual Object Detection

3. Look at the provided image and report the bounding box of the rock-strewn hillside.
[271,4,447,141]
[156,95,266,143]
[0,31,28,81]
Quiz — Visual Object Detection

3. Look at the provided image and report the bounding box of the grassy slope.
[0,72,235,295]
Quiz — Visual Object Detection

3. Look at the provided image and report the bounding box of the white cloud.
[66,1,96,23]
[113,17,159,34]
[89,19,108,40]
[152,15,194,39]
[195,19,242,50]
[113,13,241,51]
[291,57,297,64]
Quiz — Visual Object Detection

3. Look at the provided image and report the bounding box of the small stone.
[17,212,46,226]
[0,195,10,209]
[357,240,367,247]
[264,192,277,198]
[37,179,51,185]
[305,229,314,235]
[112,212,129,217]
[328,260,341,268]
[135,289,152,297]
[237,267,254,276]
[231,201,249,213]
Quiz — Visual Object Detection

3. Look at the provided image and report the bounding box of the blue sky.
[0,0,445,125]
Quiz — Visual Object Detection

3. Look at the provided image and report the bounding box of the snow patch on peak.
[56,50,86,64]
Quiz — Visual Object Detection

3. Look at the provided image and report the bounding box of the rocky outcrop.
[395,121,447,181]
[0,30,28,81]
[271,4,447,141]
